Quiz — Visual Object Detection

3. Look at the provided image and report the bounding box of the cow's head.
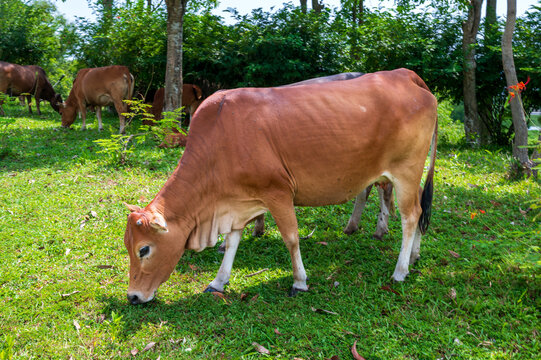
[59,102,77,128]
[124,204,185,304]
[51,93,63,113]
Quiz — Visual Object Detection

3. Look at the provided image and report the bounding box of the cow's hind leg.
[374,183,393,240]
[96,106,103,131]
[206,230,242,293]
[252,214,265,237]
[391,180,422,282]
[113,99,127,134]
[343,184,373,235]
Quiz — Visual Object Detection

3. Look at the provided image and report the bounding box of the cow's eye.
[139,246,150,258]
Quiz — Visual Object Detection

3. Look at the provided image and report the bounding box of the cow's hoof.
[343,225,358,235]
[391,272,408,282]
[217,242,225,254]
[288,286,309,297]
[203,285,222,293]
[252,229,265,237]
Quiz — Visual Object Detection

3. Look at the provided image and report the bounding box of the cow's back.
[0,61,35,95]
[78,66,133,106]
[188,68,437,206]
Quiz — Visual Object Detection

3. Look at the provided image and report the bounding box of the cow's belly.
[293,174,383,207]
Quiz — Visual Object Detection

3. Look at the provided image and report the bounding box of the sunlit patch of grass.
[0,103,539,359]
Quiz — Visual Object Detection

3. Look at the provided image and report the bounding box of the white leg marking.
[283,232,308,291]
[392,215,418,281]
[209,230,242,292]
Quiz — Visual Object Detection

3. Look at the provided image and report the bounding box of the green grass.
[0,103,539,359]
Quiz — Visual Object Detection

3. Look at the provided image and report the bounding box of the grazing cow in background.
[123,68,438,304]
[147,84,204,126]
[0,61,62,116]
[60,65,134,133]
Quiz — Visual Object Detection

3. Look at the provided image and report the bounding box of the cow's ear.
[149,212,168,233]
[124,202,141,213]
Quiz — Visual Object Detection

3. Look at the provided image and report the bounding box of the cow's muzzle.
[127,293,142,305]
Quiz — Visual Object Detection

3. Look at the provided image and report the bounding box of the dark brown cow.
[123,68,438,304]
[60,66,134,133]
[148,84,204,126]
[0,61,62,116]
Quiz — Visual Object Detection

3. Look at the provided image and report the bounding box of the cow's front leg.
[205,230,242,293]
[269,200,308,296]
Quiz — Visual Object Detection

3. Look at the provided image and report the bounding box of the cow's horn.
[149,212,168,233]
[124,202,141,213]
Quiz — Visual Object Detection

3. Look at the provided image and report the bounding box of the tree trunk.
[461,0,486,146]
[102,0,114,19]
[358,0,364,25]
[311,0,323,13]
[300,0,307,13]
[164,0,187,113]
[502,0,530,167]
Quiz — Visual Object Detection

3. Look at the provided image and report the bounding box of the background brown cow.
[60,65,134,133]
[147,84,204,127]
[0,61,62,116]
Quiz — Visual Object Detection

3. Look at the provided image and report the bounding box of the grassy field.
[0,103,539,359]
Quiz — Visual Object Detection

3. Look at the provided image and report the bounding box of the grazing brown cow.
[148,84,204,126]
[60,66,134,133]
[123,68,438,304]
[0,61,62,116]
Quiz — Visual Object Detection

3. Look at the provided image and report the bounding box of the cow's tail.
[127,73,135,100]
[418,115,438,235]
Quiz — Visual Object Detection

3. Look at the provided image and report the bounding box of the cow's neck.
[148,149,224,252]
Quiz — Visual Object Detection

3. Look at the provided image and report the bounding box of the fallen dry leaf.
[478,340,493,347]
[188,264,198,271]
[380,285,400,296]
[252,342,270,355]
[311,307,338,315]
[96,265,113,269]
[490,200,502,207]
[73,319,81,331]
[250,294,260,302]
[316,241,328,246]
[448,250,460,258]
[274,328,282,335]
[90,211,98,218]
[449,288,457,300]
[212,291,228,303]
[240,293,248,301]
[351,340,366,360]
[130,348,139,356]
[328,356,339,360]
[143,342,156,351]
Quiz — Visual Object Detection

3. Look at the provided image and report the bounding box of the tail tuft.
[418,176,433,234]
